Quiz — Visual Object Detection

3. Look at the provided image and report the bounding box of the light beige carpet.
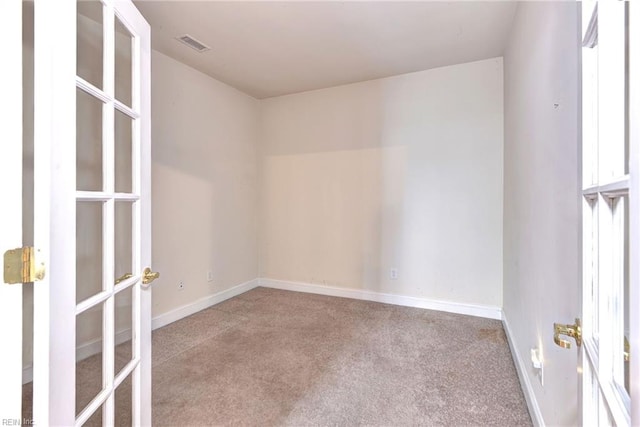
[24,287,532,426]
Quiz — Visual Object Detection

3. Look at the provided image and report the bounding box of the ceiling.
[134,1,517,99]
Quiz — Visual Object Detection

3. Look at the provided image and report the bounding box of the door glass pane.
[115,201,134,375]
[114,374,133,426]
[115,16,133,108]
[77,89,104,192]
[598,1,626,179]
[83,406,102,427]
[584,197,599,342]
[77,201,104,303]
[115,285,133,376]
[77,0,103,89]
[607,194,631,397]
[76,304,104,416]
[582,44,599,187]
[115,201,133,279]
[583,361,598,422]
[115,109,133,193]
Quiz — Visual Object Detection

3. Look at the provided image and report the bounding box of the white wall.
[260,58,504,309]
[503,2,580,426]
[151,51,260,317]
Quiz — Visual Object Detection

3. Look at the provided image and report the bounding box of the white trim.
[24,277,502,383]
[23,366,33,387]
[25,276,502,385]
[151,278,260,330]
[502,314,545,427]
[259,278,502,320]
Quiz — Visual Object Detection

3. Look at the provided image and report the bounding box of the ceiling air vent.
[175,34,211,53]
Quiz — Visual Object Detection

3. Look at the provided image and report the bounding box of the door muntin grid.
[581,1,632,425]
[75,0,143,425]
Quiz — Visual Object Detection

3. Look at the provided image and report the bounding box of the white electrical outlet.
[178,281,184,291]
[390,268,399,280]
[207,271,214,282]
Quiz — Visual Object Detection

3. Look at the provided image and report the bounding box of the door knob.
[142,267,160,285]
[554,318,582,349]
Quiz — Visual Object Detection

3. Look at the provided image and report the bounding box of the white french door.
[580,0,639,425]
[31,0,154,425]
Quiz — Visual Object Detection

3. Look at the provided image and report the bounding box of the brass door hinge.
[3,247,45,284]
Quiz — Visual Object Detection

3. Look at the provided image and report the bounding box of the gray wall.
[503,2,581,426]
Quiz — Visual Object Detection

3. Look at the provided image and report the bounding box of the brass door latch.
[115,273,134,285]
[3,247,45,284]
[624,336,630,362]
[554,318,582,349]
[116,269,160,286]
[142,267,160,285]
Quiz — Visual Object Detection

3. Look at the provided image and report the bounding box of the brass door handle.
[116,269,159,286]
[554,318,582,349]
[115,273,133,285]
[142,267,160,285]
[624,336,630,362]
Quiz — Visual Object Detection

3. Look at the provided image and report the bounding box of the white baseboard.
[502,314,544,427]
[259,278,502,320]
[23,278,501,385]
[23,365,32,386]
[152,278,260,330]
[23,278,260,385]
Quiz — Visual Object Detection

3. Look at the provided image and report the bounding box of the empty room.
[1,0,639,426]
